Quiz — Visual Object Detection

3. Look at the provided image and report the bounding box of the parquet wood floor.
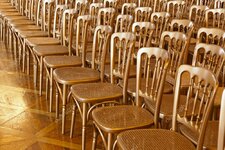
[0,42,97,150]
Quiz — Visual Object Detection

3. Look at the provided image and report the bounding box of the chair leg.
[56,85,59,119]
[39,56,43,96]
[62,84,67,134]
[92,123,98,150]
[49,68,53,112]
[107,133,113,150]
[82,103,87,150]
[46,71,49,100]
[70,103,76,138]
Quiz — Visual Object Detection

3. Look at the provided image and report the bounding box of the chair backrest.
[36,0,55,32]
[218,89,225,150]
[53,5,67,39]
[110,32,136,103]
[121,3,137,16]
[115,14,133,32]
[153,0,168,12]
[104,0,118,9]
[136,47,169,127]
[215,0,225,8]
[134,7,152,22]
[91,25,113,81]
[62,9,77,53]
[171,64,218,150]
[74,0,88,16]
[192,43,225,79]
[166,0,185,19]
[159,31,188,80]
[197,0,214,8]
[189,5,209,29]
[170,19,194,39]
[169,19,194,63]
[150,12,170,46]
[205,8,225,30]
[132,22,155,53]
[97,7,116,26]
[196,27,225,46]
[75,15,92,67]
[138,0,154,7]
[89,2,104,29]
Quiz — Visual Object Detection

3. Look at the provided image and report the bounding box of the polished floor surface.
[0,42,95,149]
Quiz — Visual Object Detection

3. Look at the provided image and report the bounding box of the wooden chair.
[69,25,113,150]
[205,8,225,30]
[97,7,116,26]
[166,0,185,19]
[114,14,133,32]
[32,8,78,98]
[169,19,194,63]
[91,47,170,150]
[197,0,215,8]
[52,15,97,135]
[134,7,152,22]
[117,64,218,150]
[215,0,225,8]
[150,12,170,47]
[153,0,168,12]
[103,0,118,9]
[121,3,137,16]
[138,0,154,7]
[159,31,188,86]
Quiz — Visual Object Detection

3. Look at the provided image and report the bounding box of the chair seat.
[179,121,218,149]
[53,67,100,85]
[117,129,195,150]
[33,45,68,56]
[92,105,154,133]
[5,15,28,21]
[25,37,60,47]
[166,74,175,85]
[44,56,82,68]
[124,78,173,97]
[145,94,202,119]
[9,19,35,26]
[0,9,18,13]
[71,82,123,103]
[2,12,22,17]
[15,26,42,33]
[18,30,48,38]
[104,64,136,79]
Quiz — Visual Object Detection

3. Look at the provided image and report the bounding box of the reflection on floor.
[0,42,96,149]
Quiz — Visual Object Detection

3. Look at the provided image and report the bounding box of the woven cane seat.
[44,56,82,68]
[1,12,22,17]
[0,9,18,13]
[92,105,154,133]
[117,129,195,150]
[71,82,123,103]
[33,45,68,56]
[25,37,60,47]
[179,121,218,149]
[9,19,35,26]
[53,67,100,85]
[18,30,48,38]
[14,26,42,33]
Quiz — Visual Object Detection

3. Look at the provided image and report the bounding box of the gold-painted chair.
[169,19,194,63]
[114,14,133,32]
[214,0,225,8]
[32,8,78,98]
[134,6,152,22]
[97,7,116,26]
[166,0,185,19]
[69,25,114,150]
[91,47,170,150]
[205,8,225,30]
[121,2,137,16]
[52,15,97,135]
[150,12,170,47]
[117,65,218,150]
